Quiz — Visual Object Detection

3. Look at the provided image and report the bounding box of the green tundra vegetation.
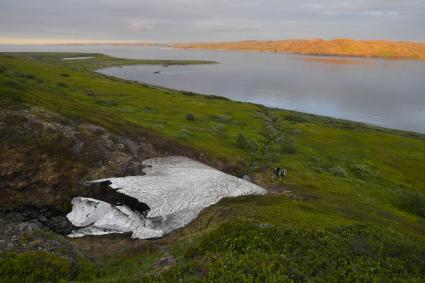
[0,52,424,282]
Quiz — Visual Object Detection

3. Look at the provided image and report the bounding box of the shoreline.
[174,45,425,61]
[97,64,425,136]
[172,38,425,60]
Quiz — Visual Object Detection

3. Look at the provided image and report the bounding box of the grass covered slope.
[174,38,425,59]
[4,52,216,72]
[1,52,425,282]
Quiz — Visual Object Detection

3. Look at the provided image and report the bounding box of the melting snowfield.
[67,156,267,239]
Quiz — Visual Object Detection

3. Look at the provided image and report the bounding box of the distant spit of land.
[173,38,425,60]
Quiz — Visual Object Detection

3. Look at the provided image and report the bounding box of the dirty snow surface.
[67,156,266,239]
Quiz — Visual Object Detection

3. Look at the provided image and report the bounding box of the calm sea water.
[1,44,424,133]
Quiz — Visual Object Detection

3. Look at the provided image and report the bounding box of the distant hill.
[174,38,425,59]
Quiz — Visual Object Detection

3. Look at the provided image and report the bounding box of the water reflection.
[99,49,425,133]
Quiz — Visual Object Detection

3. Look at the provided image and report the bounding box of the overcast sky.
[0,0,424,44]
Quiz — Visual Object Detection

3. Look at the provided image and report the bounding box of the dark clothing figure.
[274,167,287,177]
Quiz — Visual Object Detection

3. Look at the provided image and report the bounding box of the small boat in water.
[153,70,161,74]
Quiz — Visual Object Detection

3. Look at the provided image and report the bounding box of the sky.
[0,0,424,44]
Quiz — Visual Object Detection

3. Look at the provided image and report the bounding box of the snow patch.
[67,156,266,239]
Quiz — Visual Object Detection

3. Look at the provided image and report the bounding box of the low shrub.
[177,127,193,139]
[350,163,377,179]
[85,91,97,96]
[4,79,27,90]
[284,113,308,123]
[210,114,232,123]
[204,94,229,100]
[95,98,118,107]
[260,151,280,164]
[0,252,71,283]
[15,72,36,80]
[208,124,228,138]
[236,133,258,152]
[186,113,195,121]
[56,82,68,88]
[142,106,158,113]
[0,64,7,73]
[396,191,425,218]
[0,91,25,106]
[0,251,96,283]
[182,91,196,96]
[145,222,425,282]
[279,138,297,154]
[329,166,348,177]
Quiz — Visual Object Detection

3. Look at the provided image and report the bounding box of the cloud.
[0,0,424,43]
